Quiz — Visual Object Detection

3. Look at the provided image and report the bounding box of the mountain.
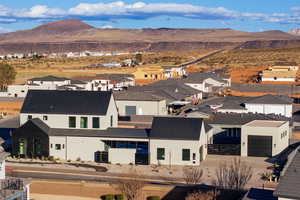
[288,28,300,36]
[0,19,299,53]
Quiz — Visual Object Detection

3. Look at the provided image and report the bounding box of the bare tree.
[185,190,218,200]
[112,170,145,200]
[183,166,203,184]
[213,158,253,190]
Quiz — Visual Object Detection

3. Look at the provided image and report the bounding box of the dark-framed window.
[182,149,190,161]
[157,148,165,160]
[28,115,32,120]
[43,115,48,121]
[80,117,88,128]
[69,116,76,128]
[92,117,100,128]
[110,115,113,127]
[55,144,61,150]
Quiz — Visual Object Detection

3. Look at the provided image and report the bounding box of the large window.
[125,106,137,115]
[80,117,88,128]
[92,117,100,128]
[182,149,190,161]
[69,116,76,128]
[157,148,165,160]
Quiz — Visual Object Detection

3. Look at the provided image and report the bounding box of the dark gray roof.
[206,112,290,126]
[274,147,300,199]
[19,118,149,138]
[129,79,201,102]
[243,188,277,200]
[183,72,228,84]
[70,79,87,85]
[49,127,149,138]
[245,95,293,105]
[114,91,165,101]
[0,116,20,128]
[150,117,203,140]
[21,90,112,115]
[29,75,69,82]
[96,74,134,83]
[218,101,247,110]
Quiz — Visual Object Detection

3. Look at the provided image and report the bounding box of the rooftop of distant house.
[244,120,287,127]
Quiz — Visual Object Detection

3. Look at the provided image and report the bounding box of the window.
[182,149,190,161]
[92,117,100,128]
[69,116,76,128]
[193,153,196,160]
[50,144,53,148]
[110,115,113,127]
[43,115,48,121]
[80,117,88,128]
[28,115,32,120]
[157,148,165,160]
[125,106,137,115]
[55,144,61,150]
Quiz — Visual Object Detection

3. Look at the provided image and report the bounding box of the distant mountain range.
[0,19,299,54]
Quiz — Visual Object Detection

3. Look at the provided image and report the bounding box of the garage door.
[248,136,272,157]
[125,106,137,115]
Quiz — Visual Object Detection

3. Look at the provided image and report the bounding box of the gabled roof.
[21,90,112,115]
[182,72,228,84]
[274,147,300,199]
[246,95,293,105]
[29,75,69,82]
[70,79,87,84]
[150,117,203,140]
[114,91,165,101]
[206,112,290,126]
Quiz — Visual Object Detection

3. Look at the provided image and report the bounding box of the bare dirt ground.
[30,180,173,200]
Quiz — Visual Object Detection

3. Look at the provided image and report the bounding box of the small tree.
[183,166,203,184]
[0,63,16,90]
[213,158,253,191]
[185,190,218,200]
[112,170,145,200]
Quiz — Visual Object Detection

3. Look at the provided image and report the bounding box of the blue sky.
[0,0,299,33]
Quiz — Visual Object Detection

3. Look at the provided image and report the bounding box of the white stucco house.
[245,95,293,118]
[241,120,289,157]
[114,91,167,116]
[13,90,212,166]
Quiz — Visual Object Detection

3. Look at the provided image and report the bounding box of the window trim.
[69,116,76,128]
[157,148,165,160]
[182,149,191,161]
[80,116,88,128]
[92,117,100,129]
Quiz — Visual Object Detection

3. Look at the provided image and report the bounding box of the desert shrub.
[115,194,124,200]
[101,194,114,200]
[147,196,160,200]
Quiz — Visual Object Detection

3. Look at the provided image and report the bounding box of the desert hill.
[0,19,299,53]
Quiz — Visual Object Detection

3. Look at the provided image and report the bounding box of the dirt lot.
[30,180,173,200]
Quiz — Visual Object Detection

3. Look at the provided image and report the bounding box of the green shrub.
[147,196,160,200]
[115,194,124,200]
[101,194,114,200]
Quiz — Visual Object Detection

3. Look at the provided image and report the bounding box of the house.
[273,146,300,200]
[94,74,135,90]
[149,117,213,166]
[19,90,118,129]
[4,83,57,98]
[27,75,71,86]
[261,62,298,82]
[161,66,186,78]
[12,90,211,165]
[244,95,293,118]
[195,95,293,118]
[182,72,231,93]
[0,152,30,200]
[241,120,289,157]
[114,91,167,116]
[133,67,165,80]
